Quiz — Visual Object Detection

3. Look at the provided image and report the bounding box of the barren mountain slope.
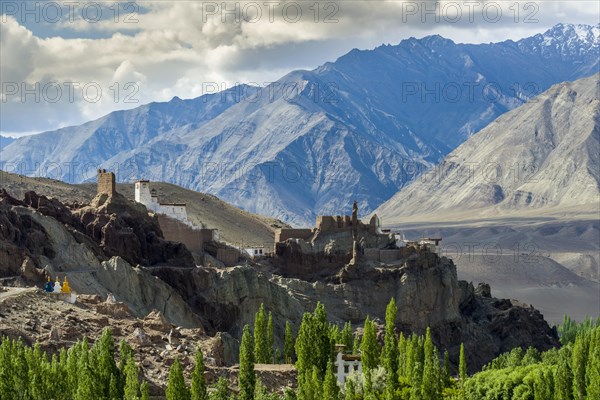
[377,73,600,222]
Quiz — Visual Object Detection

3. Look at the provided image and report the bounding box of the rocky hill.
[0,182,559,372]
[0,171,284,245]
[150,258,558,372]
[2,24,598,225]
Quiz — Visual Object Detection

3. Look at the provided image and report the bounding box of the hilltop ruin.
[272,201,441,280]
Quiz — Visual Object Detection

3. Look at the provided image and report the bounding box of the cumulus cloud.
[1,0,598,136]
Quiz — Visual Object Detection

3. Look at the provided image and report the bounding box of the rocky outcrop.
[3,190,194,269]
[0,188,559,371]
[149,252,558,371]
[144,310,174,333]
[0,190,202,328]
[95,257,202,329]
[73,192,194,267]
[0,191,55,278]
[95,293,131,318]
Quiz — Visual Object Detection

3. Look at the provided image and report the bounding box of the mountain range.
[1,23,599,226]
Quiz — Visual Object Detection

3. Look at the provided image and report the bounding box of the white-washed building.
[334,345,362,385]
[244,246,266,258]
[135,180,189,224]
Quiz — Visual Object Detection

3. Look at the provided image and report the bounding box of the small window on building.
[344,365,349,373]
[254,249,258,255]
[259,249,263,254]
[354,365,358,371]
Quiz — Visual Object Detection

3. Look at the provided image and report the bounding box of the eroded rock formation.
[0,190,200,327]
[149,252,558,371]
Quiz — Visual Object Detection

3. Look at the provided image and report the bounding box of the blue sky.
[1,0,599,137]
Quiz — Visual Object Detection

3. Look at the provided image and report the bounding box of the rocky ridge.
[376,73,600,222]
[150,254,558,372]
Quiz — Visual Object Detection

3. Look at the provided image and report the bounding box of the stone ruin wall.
[97,170,116,195]
[275,228,314,243]
[156,214,205,255]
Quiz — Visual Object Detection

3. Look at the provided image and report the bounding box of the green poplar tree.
[323,362,339,400]
[210,377,230,400]
[442,350,451,388]
[166,358,190,400]
[554,347,573,400]
[340,322,354,350]
[459,343,467,390]
[29,343,45,400]
[254,379,269,400]
[267,313,275,363]
[382,298,399,397]
[572,333,589,399]
[345,378,356,400]
[0,339,16,400]
[310,366,323,400]
[97,328,118,398]
[239,324,256,400]
[191,347,208,400]
[119,339,134,394]
[124,356,139,400]
[353,333,361,354]
[140,381,150,400]
[75,339,95,400]
[360,317,379,372]
[313,302,332,377]
[397,332,407,379]
[421,328,440,399]
[13,339,29,399]
[295,302,331,378]
[284,321,295,364]
[586,344,600,399]
[109,374,120,400]
[254,304,269,364]
[409,361,422,400]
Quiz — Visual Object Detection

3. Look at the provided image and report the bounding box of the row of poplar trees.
[463,320,600,400]
[226,302,600,400]
[229,299,468,400]
[290,299,466,400]
[3,304,597,399]
[0,329,149,400]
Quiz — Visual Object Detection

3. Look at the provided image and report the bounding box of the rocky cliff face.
[0,189,200,327]
[4,190,194,269]
[149,253,558,371]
